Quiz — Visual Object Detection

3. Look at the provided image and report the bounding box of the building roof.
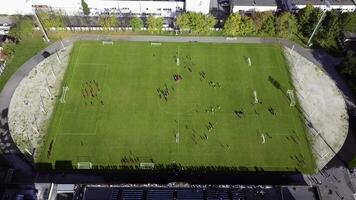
[290,0,356,6]
[343,31,356,39]
[232,0,278,7]
[0,16,14,26]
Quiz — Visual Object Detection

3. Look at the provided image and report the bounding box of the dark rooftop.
[103,0,184,1]
[290,0,356,6]
[232,0,278,6]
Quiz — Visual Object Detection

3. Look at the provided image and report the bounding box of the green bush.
[9,18,34,41]
[3,43,16,57]
[81,0,90,15]
[130,17,143,32]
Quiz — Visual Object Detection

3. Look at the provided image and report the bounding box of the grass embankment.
[0,35,47,92]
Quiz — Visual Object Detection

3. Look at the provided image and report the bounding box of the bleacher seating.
[121,189,143,200]
[110,189,120,200]
[207,189,230,200]
[177,189,204,200]
[146,189,173,200]
[231,189,246,200]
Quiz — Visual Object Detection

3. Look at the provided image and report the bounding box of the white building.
[185,0,210,14]
[231,0,279,13]
[283,0,356,12]
[0,0,206,18]
[0,0,33,15]
[0,0,186,17]
[85,0,184,17]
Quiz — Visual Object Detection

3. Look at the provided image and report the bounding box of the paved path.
[0,40,71,183]
[0,35,355,196]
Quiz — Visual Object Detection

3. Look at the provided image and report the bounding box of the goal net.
[102,40,114,45]
[140,162,155,170]
[247,57,252,66]
[77,162,92,169]
[59,86,69,103]
[287,89,296,106]
[150,42,162,46]
[253,90,258,104]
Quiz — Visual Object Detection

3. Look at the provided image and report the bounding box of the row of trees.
[176,12,216,34]
[222,5,356,42]
[99,15,163,33]
[222,11,299,38]
[35,6,356,41]
[37,10,65,29]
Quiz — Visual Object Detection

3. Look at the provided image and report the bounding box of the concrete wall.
[232,5,278,12]
[291,4,356,12]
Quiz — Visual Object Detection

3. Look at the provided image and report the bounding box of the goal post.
[150,42,162,46]
[247,57,252,66]
[77,162,92,169]
[253,90,258,104]
[59,86,69,103]
[102,40,114,45]
[287,89,296,106]
[140,162,155,170]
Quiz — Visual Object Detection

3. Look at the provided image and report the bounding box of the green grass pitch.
[38,41,315,173]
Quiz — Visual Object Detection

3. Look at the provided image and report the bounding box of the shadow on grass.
[34,161,308,185]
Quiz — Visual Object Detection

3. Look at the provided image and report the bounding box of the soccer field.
[38,41,315,173]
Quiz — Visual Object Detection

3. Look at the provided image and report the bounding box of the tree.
[260,16,276,36]
[81,0,90,15]
[187,12,204,33]
[175,12,216,34]
[223,13,243,36]
[130,16,143,32]
[276,12,298,39]
[297,4,322,37]
[200,14,216,33]
[339,50,356,77]
[297,4,314,32]
[223,13,255,36]
[3,42,16,57]
[318,10,341,43]
[37,10,65,30]
[251,11,276,36]
[99,15,118,29]
[251,11,273,33]
[203,14,216,33]
[147,16,163,34]
[9,18,34,41]
[240,15,255,36]
[340,12,356,32]
[176,13,190,31]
